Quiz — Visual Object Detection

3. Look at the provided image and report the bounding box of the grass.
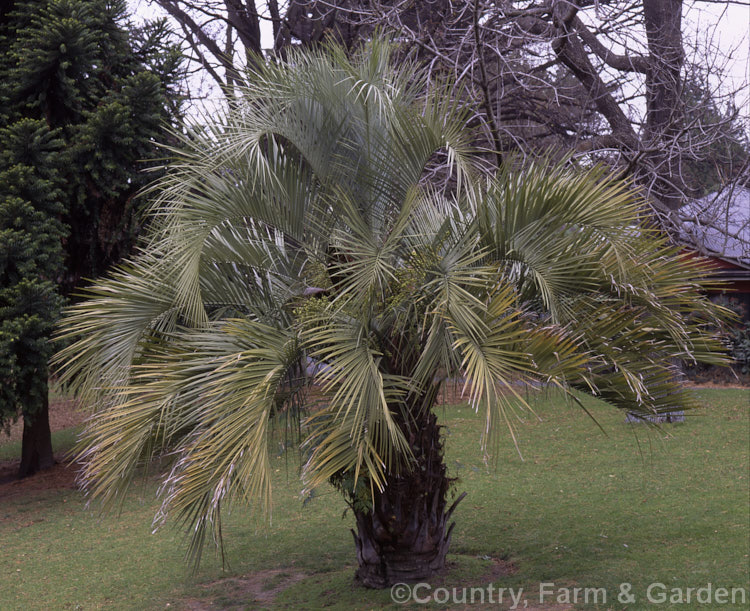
[0,427,81,461]
[0,388,748,610]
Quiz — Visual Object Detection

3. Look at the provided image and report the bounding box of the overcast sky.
[684,1,749,109]
[128,0,749,120]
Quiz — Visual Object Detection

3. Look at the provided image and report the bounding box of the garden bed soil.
[0,398,83,496]
[2,398,85,444]
[0,457,77,498]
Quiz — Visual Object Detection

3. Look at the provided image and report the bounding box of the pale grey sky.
[128,0,749,120]
[684,1,749,112]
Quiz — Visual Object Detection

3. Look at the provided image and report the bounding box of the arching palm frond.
[472,160,729,419]
[56,39,485,565]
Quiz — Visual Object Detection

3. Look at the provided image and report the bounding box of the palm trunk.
[351,410,465,588]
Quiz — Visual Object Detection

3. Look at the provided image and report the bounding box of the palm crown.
[56,39,729,586]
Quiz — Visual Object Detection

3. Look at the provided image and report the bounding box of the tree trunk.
[19,394,54,478]
[351,410,465,588]
[642,0,685,211]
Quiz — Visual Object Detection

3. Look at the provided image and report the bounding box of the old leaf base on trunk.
[351,411,466,588]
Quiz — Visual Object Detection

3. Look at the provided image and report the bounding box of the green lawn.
[1,388,748,610]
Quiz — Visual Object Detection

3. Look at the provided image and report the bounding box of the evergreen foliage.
[0,0,183,475]
[681,69,749,197]
[0,120,65,435]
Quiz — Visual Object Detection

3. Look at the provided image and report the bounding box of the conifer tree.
[0,0,183,476]
[0,119,65,476]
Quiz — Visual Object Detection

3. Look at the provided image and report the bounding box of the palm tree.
[55,40,729,588]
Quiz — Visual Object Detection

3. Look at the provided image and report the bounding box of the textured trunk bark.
[642,0,685,211]
[18,394,54,478]
[352,410,465,588]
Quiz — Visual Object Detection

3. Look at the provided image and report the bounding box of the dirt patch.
[1,398,86,445]
[435,555,518,586]
[0,398,83,496]
[178,569,308,609]
[437,380,482,405]
[0,455,77,499]
[173,560,517,610]
[142,554,575,611]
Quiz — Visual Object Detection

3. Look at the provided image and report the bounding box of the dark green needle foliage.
[0,0,183,476]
